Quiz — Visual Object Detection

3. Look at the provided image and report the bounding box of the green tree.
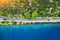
[32,10,38,19]
[0,12,4,16]
[24,12,31,19]
[6,14,13,18]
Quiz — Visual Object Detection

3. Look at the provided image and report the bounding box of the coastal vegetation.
[0,21,23,26]
[0,0,60,20]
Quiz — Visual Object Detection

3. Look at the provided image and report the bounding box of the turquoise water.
[0,24,60,40]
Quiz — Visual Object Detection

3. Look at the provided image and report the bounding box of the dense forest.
[0,0,60,19]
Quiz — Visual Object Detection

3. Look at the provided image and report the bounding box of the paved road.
[0,16,60,23]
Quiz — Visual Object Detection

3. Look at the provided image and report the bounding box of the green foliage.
[0,21,3,24]
[3,21,8,25]
[32,10,38,19]
[24,12,31,19]
[0,0,60,19]
[0,12,4,16]
[6,14,13,18]
[9,21,15,25]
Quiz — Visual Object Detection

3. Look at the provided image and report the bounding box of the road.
[0,16,60,23]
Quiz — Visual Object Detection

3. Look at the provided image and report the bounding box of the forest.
[0,0,60,19]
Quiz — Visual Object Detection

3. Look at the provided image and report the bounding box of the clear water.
[0,24,60,40]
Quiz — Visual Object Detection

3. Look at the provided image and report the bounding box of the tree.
[0,12,4,16]
[32,10,38,19]
[6,14,13,18]
[24,12,31,19]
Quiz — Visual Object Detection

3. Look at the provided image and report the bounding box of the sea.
[0,24,60,40]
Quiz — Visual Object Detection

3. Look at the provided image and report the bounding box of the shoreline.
[0,17,60,25]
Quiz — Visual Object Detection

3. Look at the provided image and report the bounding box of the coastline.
[0,17,60,26]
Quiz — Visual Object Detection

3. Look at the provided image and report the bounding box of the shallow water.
[0,24,60,40]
